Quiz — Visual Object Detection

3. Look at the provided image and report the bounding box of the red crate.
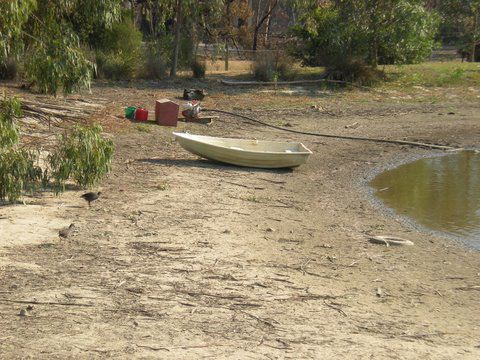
[155,99,179,126]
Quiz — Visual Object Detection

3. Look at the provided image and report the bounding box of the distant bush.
[252,52,295,82]
[96,50,137,80]
[179,36,195,69]
[291,1,438,84]
[139,41,170,79]
[327,60,384,86]
[95,19,142,79]
[191,59,206,78]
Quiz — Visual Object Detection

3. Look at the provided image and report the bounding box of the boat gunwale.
[173,132,313,156]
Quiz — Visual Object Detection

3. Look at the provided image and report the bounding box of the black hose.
[202,108,457,151]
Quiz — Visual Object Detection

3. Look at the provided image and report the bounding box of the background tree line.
[0,0,479,93]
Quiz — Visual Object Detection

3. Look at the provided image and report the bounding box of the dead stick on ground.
[136,344,170,352]
[323,300,347,317]
[0,299,94,307]
[235,309,278,328]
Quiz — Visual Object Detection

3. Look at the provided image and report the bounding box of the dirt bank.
[1,83,480,359]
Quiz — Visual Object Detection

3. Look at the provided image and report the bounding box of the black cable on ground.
[202,108,458,151]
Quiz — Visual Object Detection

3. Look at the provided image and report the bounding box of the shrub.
[252,52,295,82]
[25,24,93,95]
[0,149,43,202]
[179,35,195,69]
[0,99,115,202]
[191,59,206,78]
[95,19,142,79]
[139,41,169,79]
[327,60,384,86]
[0,96,43,203]
[291,1,438,75]
[0,97,21,148]
[48,124,114,190]
[96,50,137,80]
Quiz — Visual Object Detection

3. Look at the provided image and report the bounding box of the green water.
[370,151,480,248]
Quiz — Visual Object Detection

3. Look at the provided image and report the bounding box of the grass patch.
[156,182,169,191]
[383,62,480,88]
[136,124,152,133]
[242,195,260,203]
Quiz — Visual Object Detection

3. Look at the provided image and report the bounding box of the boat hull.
[173,132,312,169]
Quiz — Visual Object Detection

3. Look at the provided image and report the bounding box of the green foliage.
[26,27,94,95]
[95,18,143,79]
[252,52,295,82]
[140,40,170,79]
[385,62,479,88]
[440,0,480,62]
[0,96,115,202]
[0,96,43,203]
[291,0,439,79]
[0,97,22,149]
[179,35,195,69]
[191,59,206,78]
[0,0,36,61]
[0,148,43,203]
[0,0,121,94]
[48,124,114,190]
[96,51,137,80]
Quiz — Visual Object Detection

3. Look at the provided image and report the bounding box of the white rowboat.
[173,132,312,168]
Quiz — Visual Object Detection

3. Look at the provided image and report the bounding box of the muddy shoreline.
[362,149,480,251]
[1,84,480,359]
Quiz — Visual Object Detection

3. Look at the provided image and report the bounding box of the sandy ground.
[1,81,480,359]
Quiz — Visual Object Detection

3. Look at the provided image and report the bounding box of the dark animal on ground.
[81,192,101,207]
[59,223,75,239]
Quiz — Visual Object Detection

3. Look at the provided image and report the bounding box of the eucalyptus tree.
[169,0,225,76]
[440,0,480,61]
[0,0,121,95]
[291,0,438,69]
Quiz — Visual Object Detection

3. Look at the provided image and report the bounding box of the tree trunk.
[252,0,278,51]
[170,0,182,77]
[225,40,229,71]
[252,0,262,51]
[371,42,378,68]
[264,4,272,46]
[471,10,478,62]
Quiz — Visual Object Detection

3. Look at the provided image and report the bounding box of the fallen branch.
[0,298,94,307]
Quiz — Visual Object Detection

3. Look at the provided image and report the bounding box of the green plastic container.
[125,106,136,119]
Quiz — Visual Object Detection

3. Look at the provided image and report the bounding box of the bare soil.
[1,81,480,359]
